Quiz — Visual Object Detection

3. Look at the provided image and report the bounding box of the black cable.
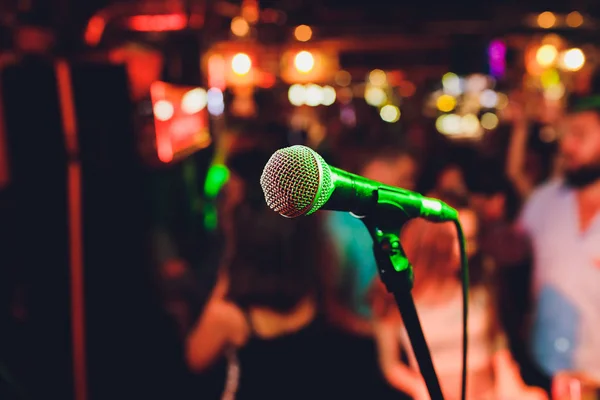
[392,290,444,400]
[453,219,469,400]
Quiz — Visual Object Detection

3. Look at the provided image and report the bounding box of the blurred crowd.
[157,69,600,400]
[4,18,600,399]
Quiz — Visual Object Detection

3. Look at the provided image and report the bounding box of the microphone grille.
[260,145,333,218]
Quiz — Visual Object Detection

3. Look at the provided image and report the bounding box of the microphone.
[260,145,458,223]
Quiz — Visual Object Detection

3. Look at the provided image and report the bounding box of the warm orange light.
[294,25,312,42]
[566,11,583,28]
[231,53,252,75]
[231,17,250,37]
[241,0,259,23]
[128,14,187,32]
[537,12,556,29]
[281,49,337,84]
[294,51,314,73]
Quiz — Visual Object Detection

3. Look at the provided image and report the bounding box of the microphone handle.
[327,166,457,223]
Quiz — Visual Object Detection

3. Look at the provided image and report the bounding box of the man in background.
[518,92,600,395]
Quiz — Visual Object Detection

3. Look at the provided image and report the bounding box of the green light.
[204,205,218,231]
[204,164,230,199]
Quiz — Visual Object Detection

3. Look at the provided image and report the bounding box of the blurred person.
[470,169,534,383]
[371,196,547,400]
[323,147,419,335]
[185,200,338,399]
[516,91,600,392]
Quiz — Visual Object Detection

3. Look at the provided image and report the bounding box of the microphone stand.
[361,217,445,400]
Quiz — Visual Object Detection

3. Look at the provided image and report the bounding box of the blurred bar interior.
[1,0,600,399]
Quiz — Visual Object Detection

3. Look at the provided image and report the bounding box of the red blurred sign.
[128,14,187,32]
[150,81,211,163]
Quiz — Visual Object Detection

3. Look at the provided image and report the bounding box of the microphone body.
[324,166,457,223]
[260,145,457,224]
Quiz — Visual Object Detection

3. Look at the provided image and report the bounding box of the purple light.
[340,105,356,127]
[488,40,506,78]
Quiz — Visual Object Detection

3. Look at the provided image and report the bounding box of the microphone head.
[260,145,335,218]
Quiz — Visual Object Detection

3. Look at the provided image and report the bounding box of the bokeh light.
[436,94,456,112]
[294,51,314,73]
[322,86,336,106]
[364,86,387,107]
[288,84,306,106]
[561,48,585,71]
[369,69,387,87]
[536,44,558,67]
[181,88,207,114]
[436,114,461,135]
[154,100,174,121]
[488,40,506,78]
[294,25,312,42]
[465,74,488,93]
[481,112,499,130]
[479,89,498,108]
[207,88,224,116]
[442,72,463,96]
[230,17,250,37]
[537,12,556,29]
[380,105,400,123]
[460,114,480,136]
[566,11,583,28]
[305,84,324,106]
[231,53,252,75]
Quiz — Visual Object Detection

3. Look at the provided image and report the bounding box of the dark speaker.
[70,62,191,400]
[0,59,192,400]
[0,59,72,400]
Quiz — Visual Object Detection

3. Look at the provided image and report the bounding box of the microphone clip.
[368,224,414,293]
